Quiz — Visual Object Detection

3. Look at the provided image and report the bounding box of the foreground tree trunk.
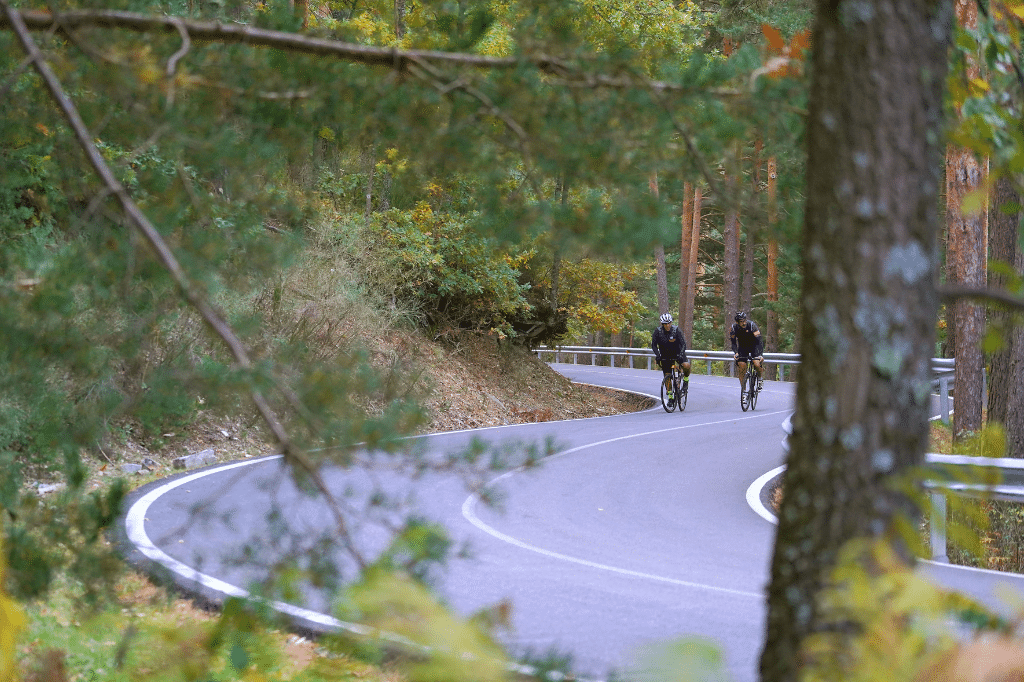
[759,2,951,681]
[987,177,1024,457]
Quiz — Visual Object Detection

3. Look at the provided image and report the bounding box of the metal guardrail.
[924,453,1024,563]
[535,345,802,379]
[538,346,958,424]
[777,416,1023,564]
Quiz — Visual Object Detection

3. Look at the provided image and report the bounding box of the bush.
[356,204,530,337]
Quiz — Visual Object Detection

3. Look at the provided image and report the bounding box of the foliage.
[513,236,648,343]
[0,538,26,682]
[802,539,1014,682]
[0,0,897,680]
[357,203,531,338]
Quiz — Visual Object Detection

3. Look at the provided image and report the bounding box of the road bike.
[739,357,761,412]
[660,361,687,413]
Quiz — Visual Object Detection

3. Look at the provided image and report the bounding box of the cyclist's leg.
[736,359,748,387]
[754,358,764,389]
[680,359,691,392]
[660,359,674,394]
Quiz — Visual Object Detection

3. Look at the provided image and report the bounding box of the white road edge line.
[124,455,371,634]
[461,410,791,600]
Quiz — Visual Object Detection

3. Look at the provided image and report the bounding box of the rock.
[172,448,217,470]
[121,463,144,474]
[37,483,64,496]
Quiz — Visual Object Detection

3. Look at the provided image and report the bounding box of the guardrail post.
[930,492,948,562]
[629,354,634,369]
[591,351,596,366]
[938,376,950,425]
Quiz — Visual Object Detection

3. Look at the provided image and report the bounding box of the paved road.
[119,364,1024,682]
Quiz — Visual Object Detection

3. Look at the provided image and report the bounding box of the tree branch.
[0,8,694,92]
[939,284,1024,311]
[0,0,367,569]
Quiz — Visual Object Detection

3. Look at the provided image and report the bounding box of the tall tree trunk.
[650,173,670,316]
[767,156,780,378]
[947,0,987,438]
[743,142,761,316]
[550,175,568,315]
[684,186,703,345]
[742,220,755,315]
[723,171,740,351]
[679,182,694,334]
[361,143,375,226]
[760,2,950,681]
[987,177,1024,457]
[394,0,406,39]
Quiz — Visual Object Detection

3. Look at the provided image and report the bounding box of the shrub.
[356,204,530,338]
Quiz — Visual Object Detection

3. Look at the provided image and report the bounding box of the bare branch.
[0,0,367,569]
[166,17,190,76]
[939,284,1024,312]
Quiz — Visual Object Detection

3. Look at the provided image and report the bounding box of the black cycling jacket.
[730,321,763,357]
[652,324,687,360]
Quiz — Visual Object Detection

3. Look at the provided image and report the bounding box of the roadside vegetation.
[4,0,1024,681]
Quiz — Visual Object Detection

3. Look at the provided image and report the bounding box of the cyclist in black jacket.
[730,311,764,391]
[652,313,691,405]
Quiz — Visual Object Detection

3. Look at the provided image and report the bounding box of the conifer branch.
[1,0,368,569]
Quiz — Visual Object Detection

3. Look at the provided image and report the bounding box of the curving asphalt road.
[119,364,1024,682]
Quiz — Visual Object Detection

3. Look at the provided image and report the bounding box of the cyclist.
[730,311,764,391]
[652,313,691,406]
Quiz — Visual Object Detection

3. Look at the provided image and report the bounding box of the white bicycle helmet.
[659,313,673,324]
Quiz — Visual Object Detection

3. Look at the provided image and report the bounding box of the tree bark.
[743,143,760,316]
[723,171,740,350]
[650,173,670,316]
[394,0,406,40]
[767,156,779,377]
[759,2,951,681]
[742,220,755,316]
[685,186,703,345]
[679,182,694,334]
[987,177,1024,457]
[947,0,987,438]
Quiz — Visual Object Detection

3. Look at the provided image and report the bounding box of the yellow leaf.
[0,538,26,682]
[961,189,988,217]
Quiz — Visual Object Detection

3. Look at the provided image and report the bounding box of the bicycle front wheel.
[749,376,758,411]
[675,375,687,412]
[661,379,676,413]
[740,373,750,412]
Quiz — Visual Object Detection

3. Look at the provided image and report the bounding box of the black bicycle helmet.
[734,311,747,322]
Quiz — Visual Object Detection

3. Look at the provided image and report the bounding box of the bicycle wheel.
[749,374,758,410]
[740,372,750,412]
[660,378,676,413]
[675,372,687,412]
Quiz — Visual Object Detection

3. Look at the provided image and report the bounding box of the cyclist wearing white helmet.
[730,311,764,391]
[652,313,691,406]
